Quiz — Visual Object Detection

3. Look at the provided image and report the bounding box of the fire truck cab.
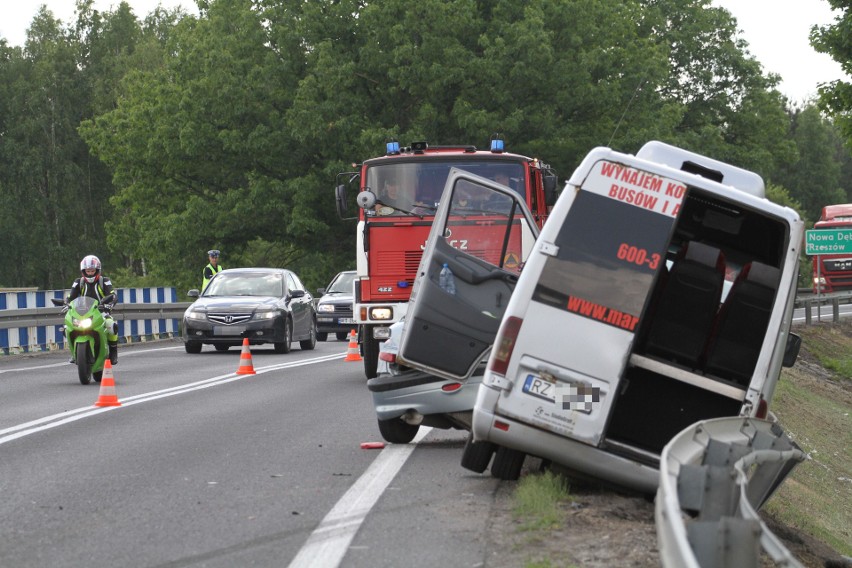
[335,138,558,378]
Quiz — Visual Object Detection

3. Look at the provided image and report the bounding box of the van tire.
[491,446,525,480]
[377,418,419,444]
[460,434,495,473]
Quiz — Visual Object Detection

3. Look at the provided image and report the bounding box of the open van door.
[397,168,541,381]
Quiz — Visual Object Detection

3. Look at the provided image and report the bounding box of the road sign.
[805,229,852,255]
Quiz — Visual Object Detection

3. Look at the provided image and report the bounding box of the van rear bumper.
[472,386,659,494]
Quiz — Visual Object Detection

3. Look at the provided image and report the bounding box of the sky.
[1,0,848,104]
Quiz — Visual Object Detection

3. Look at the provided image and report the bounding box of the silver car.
[367,318,485,443]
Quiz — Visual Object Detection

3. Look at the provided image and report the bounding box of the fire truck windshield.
[365,161,525,216]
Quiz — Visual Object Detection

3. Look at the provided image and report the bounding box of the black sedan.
[182,268,317,354]
[315,270,356,341]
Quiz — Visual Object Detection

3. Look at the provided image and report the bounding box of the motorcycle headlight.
[73,317,93,329]
[254,309,279,320]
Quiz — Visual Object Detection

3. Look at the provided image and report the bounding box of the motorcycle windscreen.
[398,168,540,380]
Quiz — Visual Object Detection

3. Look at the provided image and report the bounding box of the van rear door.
[397,168,540,380]
[488,155,687,447]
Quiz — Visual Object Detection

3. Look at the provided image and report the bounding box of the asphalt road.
[0,339,501,568]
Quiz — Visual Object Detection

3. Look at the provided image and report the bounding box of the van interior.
[608,188,790,459]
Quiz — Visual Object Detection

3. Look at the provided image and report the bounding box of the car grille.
[207,312,253,325]
[328,304,353,316]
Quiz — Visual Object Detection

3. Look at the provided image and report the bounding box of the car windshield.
[204,273,284,297]
[327,272,356,294]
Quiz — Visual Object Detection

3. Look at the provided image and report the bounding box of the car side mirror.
[782,332,801,367]
[188,289,200,298]
[316,288,326,296]
[290,289,306,299]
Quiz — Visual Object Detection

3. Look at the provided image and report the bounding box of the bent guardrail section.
[0,288,190,354]
[656,417,806,568]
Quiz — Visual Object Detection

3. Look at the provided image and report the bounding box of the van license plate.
[522,374,555,403]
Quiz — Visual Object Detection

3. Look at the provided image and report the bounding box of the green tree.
[812,0,852,147]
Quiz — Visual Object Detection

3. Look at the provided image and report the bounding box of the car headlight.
[254,310,279,320]
[318,304,335,313]
[185,310,207,321]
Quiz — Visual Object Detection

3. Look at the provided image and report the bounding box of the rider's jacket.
[68,276,115,305]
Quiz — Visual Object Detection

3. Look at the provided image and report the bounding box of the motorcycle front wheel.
[76,342,92,385]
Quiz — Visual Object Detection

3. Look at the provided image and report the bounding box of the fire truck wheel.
[363,335,380,379]
[377,418,419,444]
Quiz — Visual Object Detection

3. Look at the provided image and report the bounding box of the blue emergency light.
[397,281,410,288]
[386,140,401,155]
[490,135,505,153]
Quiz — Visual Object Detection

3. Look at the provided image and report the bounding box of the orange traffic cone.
[344,329,363,362]
[94,360,121,407]
[236,338,256,375]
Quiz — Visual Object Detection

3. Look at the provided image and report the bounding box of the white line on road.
[0,352,343,444]
[287,427,433,568]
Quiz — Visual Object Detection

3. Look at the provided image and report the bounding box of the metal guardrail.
[794,289,852,324]
[656,417,806,568]
[0,303,192,331]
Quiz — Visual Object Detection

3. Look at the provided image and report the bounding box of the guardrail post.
[833,298,841,323]
[804,300,812,325]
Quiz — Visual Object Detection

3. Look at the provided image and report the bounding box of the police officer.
[202,249,223,292]
[68,255,119,364]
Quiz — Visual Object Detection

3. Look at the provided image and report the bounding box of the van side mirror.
[543,173,559,206]
[782,332,801,367]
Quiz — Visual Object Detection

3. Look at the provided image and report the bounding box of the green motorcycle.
[52,293,116,385]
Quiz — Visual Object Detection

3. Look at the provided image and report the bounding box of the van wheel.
[491,446,525,480]
[377,418,419,444]
[460,433,495,473]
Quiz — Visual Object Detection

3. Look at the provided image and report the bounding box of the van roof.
[636,141,765,198]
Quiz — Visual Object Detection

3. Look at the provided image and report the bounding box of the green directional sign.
[805,228,852,255]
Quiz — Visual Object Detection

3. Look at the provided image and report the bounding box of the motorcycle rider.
[68,255,119,365]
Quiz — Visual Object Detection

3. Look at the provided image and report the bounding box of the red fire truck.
[812,203,852,293]
[335,137,559,378]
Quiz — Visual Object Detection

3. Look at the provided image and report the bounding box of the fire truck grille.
[375,251,422,279]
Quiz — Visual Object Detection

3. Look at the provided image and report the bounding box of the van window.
[532,191,674,331]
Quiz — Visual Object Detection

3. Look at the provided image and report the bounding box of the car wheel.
[214,344,230,352]
[300,318,317,350]
[316,332,328,342]
[185,341,202,354]
[336,332,349,341]
[274,320,291,354]
[460,433,496,473]
[490,446,525,480]
[377,418,419,444]
[363,334,380,379]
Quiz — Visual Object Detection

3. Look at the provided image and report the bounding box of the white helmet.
[80,255,102,284]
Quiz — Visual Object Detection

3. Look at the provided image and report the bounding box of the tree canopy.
[0,0,850,293]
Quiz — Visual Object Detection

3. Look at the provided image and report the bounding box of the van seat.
[643,241,726,368]
[703,261,779,384]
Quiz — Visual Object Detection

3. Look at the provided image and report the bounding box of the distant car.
[182,268,317,354]
[367,318,485,444]
[315,270,356,341]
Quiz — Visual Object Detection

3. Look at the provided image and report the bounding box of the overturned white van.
[400,141,803,493]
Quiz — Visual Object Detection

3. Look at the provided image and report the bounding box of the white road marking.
[0,353,343,444]
[287,427,433,568]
